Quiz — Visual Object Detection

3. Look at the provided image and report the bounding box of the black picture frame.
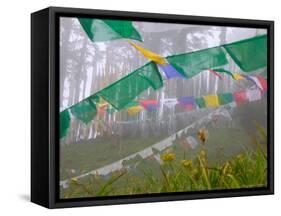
[31,6,274,208]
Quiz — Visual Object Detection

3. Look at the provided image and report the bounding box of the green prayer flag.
[97,62,163,110]
[195,98,206,108]
[78,18,143,42]
[223,35,267,72]
[60,109,70,139]
[218,93,234,105]
[87,94,100,104]
[70,99,97,124]
[166,47,228,78]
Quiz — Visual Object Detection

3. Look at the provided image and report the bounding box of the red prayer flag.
[257,75,267,91]
[139,100,159,111]
[233,91,248,104]
[182,104,194,110]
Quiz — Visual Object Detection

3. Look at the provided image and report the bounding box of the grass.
[60,124,267,198]
[60,135,165,179]
[60,127,254,180]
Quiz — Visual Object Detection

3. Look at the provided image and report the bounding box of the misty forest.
[59,17,268,198]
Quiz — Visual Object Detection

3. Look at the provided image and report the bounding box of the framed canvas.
[31,6,274,208]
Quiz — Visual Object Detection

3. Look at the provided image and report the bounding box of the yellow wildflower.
[160,152,176,162]
[181,159,192,167]
[70,177,78,184]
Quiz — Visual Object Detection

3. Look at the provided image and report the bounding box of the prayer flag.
[223,35,267,72]
[97,62,163,110]
[166,47,228,78]
[246,89,262,102]
[140,100,159,111]
[126,105,143,116]
[70,99,97,124]
[195,98,206,108]
[233,90,248,104]
[78,18,143,42]
[186,136,198,149]
[182,104,194,110]
[60,109,70,139]
[232,73,245,80]
[128,40,167,65]
[257,75,267,91]
[158,63,186,79]
[203,95,220,107]
[178,96,195,109]
[218,93,233,105]
[162,98,178,108]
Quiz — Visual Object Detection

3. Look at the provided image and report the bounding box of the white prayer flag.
[246,89,262,102]
[186,136,198,149]
[139,148,154,159]
[162,98,178,108]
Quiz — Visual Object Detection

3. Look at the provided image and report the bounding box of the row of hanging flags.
[60,18,268,138]
[126,81,266,114]
[60,107,232,187]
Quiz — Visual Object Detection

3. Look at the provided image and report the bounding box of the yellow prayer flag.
[233,73,245,80]
[128,40,167,65]
[126,105,143,116]
[203,95,220,107]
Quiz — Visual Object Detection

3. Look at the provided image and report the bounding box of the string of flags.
[61,77,266,139]
[59,18,268,139]
[122,83,266,115]
[104,75,266,115]
[77,17,266,71]
[77,17,267,77]
[60,106,232,188]
[126,40,266,82]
